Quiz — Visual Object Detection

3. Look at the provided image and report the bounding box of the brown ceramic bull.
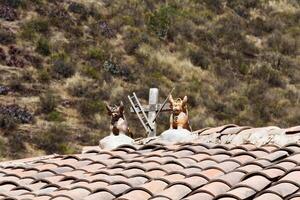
[168,95,192,131]
[106,101,133,137]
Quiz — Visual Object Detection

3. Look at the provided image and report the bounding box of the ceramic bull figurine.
[168,95,192,131]
[106,101,133,137]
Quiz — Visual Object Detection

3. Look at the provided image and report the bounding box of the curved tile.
[284,144,300,153]
[143,180,168,192]
[213,171,245,187]
[173,175,207,189]
[198,181,231,196]
[200,124,237,135]
[237,164,263,173]
[201,168,224,180]
[236,175,271,191]
[285,126,300,134]
[106,183,131,196]
[280,169,300,185]
[264,182,298,197]
[184,191,214,200]
[154,183,192,200]
[254,192,283,200]
[50,195,72,200]
[117,188,152,200]
[221,126,251,135]
[208,161,240,173]
[226,186,256,199]
[84,190,115,200]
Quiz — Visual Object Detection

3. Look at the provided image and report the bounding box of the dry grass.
[0,0,299,159]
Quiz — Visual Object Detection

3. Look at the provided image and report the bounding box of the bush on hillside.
[36,38,51,56]
[51,59,75,79]
[103,59,121,75]
[80,65,101,79]
[37,69,51,83]
[49,6,74,29]
[267,33,298,56]
[35,123,74,154]
[0,29,16,45]
[68,2,88,16]
[0,114,18,130]
[21,18,49,40]
[8,77,24,92]
[0,47,6,63]
[87,48,105,61]
[251,63,285,88]
[189,48,210,69]
[202,0,223,13]
[46,111,64,122]
[77,99,105,118]
[0,0,24,8]
[39,91,57,114]
[147,5,178,39]
[67,79,90,98]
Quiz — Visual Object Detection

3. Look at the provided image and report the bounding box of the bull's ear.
[169,94,174,104]
[119,101,124,113]
[106,102,112,115]
[182,96,188,106]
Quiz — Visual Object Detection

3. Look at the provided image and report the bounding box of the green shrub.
[0,114,18,130]
[35,123,73,154]
[20,18,49,40]
[49,7,73,29]
[227,0,259,17]
[46,111,64,122]
[20,25,35,40]
[0,136,7,158]
[81,65,101,79]
[267,32,297,55]
[1,0,24,8]
[39,91,57,114]
[36,38,51,56]
[37,69,51,83]
[21,70,34,82]
[7,131,28,158]
[0,29,16,45]
[51,59,75,79]
[77,99,105,118]
[238,63,249,75]
[203,0,223,13]
[251,63,285,87]
[124,38,140,55]
[67,79,89,97]
[147,5,178,39]
[189,48,209,69]
[87,48,105,61]
[68,2,87,15]
[103,59,121,75]
[8,77,24,92]
[29,18,49,33]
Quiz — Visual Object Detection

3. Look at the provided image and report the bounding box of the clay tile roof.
[0,124,300,199]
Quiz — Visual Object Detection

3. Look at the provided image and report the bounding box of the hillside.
[0,0,299,159]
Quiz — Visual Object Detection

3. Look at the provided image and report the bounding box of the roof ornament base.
[159,128,197,143]
[99,133,134,149]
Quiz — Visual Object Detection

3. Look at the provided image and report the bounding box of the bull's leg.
[109,124,114,135]
[127,128,134,138]
[187,123,192,131]
[169,114,174,129]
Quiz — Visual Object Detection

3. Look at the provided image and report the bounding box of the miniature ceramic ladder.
[128,92,154,135]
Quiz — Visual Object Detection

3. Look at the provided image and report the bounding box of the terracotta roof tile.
[183,191,214,200]
[254,192,283,200]
[0,124,299,199]
[152,183,192,200]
